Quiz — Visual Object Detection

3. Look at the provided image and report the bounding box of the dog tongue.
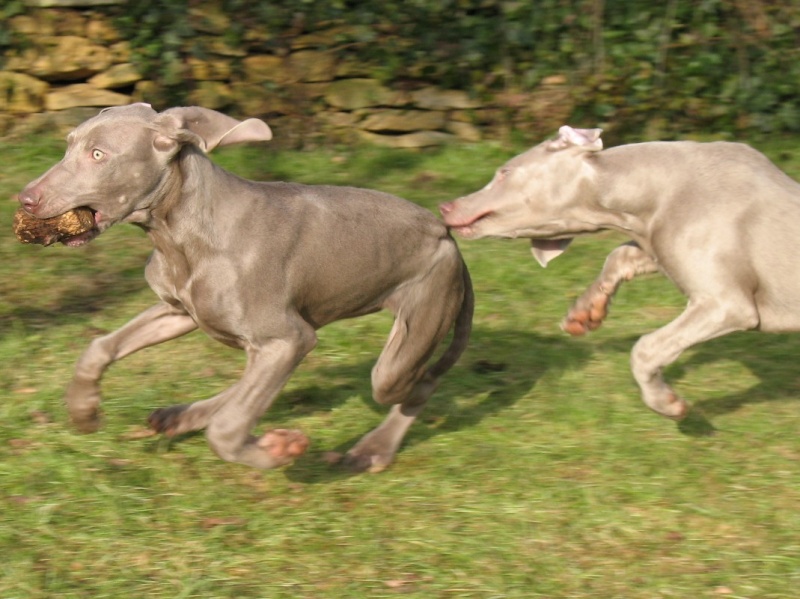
[531,239,572,268]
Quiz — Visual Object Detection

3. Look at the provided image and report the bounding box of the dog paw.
[561,312,593,336]
[256,429,309,462]
[562,288,610,336]
[148,405,189,436]
[64,380,103,433]
[645,389,690,421]
[70,409,102,433]
[661,391,690,421]
[341,451,393,474]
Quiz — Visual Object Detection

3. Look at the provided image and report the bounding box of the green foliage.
[585,0,800,135]
[110,0,800,136]
[113,1,199,105]
[0,0,25,59]
[4,0,800,135]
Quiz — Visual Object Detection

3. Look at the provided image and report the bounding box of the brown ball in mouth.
[12,207,95,246]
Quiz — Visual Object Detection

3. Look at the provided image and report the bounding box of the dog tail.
[429,258,474,379]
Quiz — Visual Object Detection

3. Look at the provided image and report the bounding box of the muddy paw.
[661,391,690,421]
[147,405,189,437]
[341,451,392,474]
[64,380,103,433]
[70,408,102,434]
[562,289,610,336]
[645,389,690,421]
[256,429,309,462]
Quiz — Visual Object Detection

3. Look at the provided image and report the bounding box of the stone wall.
[0,2,574,147]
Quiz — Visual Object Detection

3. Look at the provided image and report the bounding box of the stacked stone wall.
[0,2,573,147]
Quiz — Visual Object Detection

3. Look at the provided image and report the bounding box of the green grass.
[2,133,800,598]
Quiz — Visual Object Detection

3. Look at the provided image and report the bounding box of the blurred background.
[2,0,799,147]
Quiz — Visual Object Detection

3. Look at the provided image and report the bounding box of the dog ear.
[153,107,273,153]
[547,126,603,152]
[531,238,573,267]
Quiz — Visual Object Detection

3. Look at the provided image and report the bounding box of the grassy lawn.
[1,129,799,598]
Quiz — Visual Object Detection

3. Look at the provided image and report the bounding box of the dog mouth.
[451,221,484,238]
[53,206,100,247]
[442,209,493,239]
[60,228,100,247]
[60,208,101,247]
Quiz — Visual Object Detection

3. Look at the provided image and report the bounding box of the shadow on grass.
[2,263,148,337]
[671,332,800,425]
[126,329,591,481]
[2,228,152,339]
[92,325,800,476]
[278,326,594,484]
[22,264,800,472]
[122,324,589,481]
[557,328,800,437]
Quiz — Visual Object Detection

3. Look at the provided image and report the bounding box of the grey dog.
[18,104,473,471]
[441,125,800,420]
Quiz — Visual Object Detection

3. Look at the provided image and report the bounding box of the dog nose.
[18,188,41,212]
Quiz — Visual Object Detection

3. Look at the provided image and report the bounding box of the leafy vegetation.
[2,134,800,597]
[0,1,25,52]
[118,0,800,136]
[3,1,800,137]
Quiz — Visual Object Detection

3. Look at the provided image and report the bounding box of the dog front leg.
[204,332,316,469]
[65,302,197,432]
[562,241,660,335]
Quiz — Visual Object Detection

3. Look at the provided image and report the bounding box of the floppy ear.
[152,106,273,153]
[531,239,573,268]
[547,125,603,152]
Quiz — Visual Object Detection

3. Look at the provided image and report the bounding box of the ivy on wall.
[3,0,800,136]
[0,1,26,51]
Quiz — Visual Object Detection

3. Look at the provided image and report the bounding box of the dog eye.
[91,149,105,161]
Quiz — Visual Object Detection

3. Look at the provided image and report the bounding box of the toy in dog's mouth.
[12,207,99,247]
